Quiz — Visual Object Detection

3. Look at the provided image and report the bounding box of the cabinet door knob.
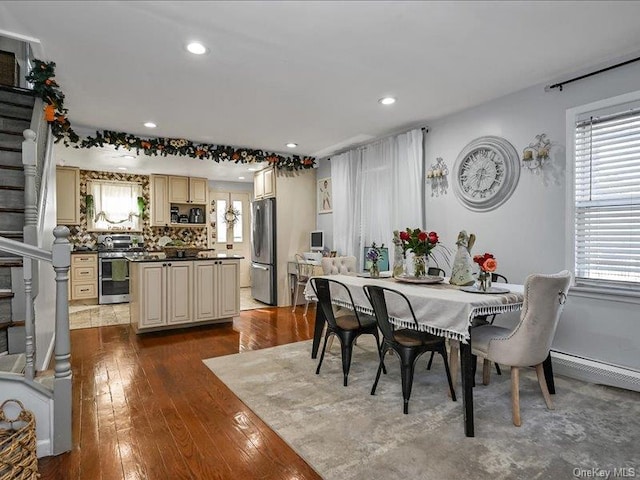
[168,263,172,266]
[162,263,166,266]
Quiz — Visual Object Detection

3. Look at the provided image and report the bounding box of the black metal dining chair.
[310,277,385,386]
[363,284,456,414]
[427,267,446,277]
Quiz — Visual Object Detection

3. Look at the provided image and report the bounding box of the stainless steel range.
[97,234,146,304]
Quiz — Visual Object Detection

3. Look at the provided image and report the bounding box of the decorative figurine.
[449,230,476,286]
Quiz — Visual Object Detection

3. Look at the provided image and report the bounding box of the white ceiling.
[3,1,640,180]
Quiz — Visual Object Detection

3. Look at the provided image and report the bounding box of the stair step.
[0,101,33,121]
[0,210,24,231]
[0,149,21,167]
[0,132,23,150]
[0,185,24,191]
[0,259,23,268]
[0,86,36,106]
[0,114,30,133]
[0,145,20,153]
[0,163,23,171]
[0,353,26,374]
[0,97,34,110]
[0,230,23,239]
[0,168,24,188]
[0,189,24,209]
[0,291,14,300]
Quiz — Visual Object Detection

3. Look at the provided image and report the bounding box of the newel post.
[22,129,38,236]
[52,226,71,379]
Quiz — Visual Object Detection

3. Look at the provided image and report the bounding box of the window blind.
[574,106,640,287]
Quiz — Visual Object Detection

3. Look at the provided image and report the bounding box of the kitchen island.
[128,254,243,333]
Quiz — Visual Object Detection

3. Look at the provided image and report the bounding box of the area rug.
[203,338,639,480]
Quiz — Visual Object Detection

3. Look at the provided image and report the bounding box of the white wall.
[316,59,640,372]
[208,180,253,196]
[424,61,640,371]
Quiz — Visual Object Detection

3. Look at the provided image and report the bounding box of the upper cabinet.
[254,167,276,199]
[169,175,207,204]
[151,174,208,227]
[56,166,80,225]
[150,174,170,227]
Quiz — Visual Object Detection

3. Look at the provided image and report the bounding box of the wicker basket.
[0,400,39,480]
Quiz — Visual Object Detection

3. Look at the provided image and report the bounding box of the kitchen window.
[571,96,640,292]
[87,180,143,232]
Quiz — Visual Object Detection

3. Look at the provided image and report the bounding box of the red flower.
[399,231,410,241]
[418,231,428,242]
[428,231,439,244]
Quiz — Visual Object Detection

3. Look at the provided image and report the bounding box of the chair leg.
[495,362,502,375]
[315,332,331,375]
[292,283,299,313]
[400,357,417,414]
[426,351,435,370]
[511,366,521,427]
[482,359,491,385]
[371,347,386,395]
[440,347,457,402]
[373,330,387,375]
[327,335,334,351]
[340,334,355,386]
[448,340,459,398]
[303,298,310,316]
[535,363,554,410]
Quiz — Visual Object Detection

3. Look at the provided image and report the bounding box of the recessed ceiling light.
[122,155,135,160]
[238,176,245,180]
[378,97,396,105]
[286,143,298,148]
[186,42,208,55]
[144,122,157,128]
[117,167,127,171]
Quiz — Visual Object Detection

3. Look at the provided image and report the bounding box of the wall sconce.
[426,157,449,197]
[522,134,552,174]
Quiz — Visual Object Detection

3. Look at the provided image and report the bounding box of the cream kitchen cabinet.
[56,166,80,225]
[193,259,240,322]
[150,174,170,227]
[131,261,193,330]
[169,175,207,204]
[253,167,275,199]
[70,252,98,301]
[130,258,240,333]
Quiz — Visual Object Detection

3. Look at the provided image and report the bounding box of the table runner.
[304,274,524,342]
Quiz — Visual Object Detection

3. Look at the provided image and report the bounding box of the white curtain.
[89,181,142,231]
[332,128,424,270]
[331,149,362,259]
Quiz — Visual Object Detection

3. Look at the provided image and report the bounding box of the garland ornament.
[26,60,316,171]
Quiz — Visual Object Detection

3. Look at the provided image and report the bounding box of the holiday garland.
[26,60,315,171]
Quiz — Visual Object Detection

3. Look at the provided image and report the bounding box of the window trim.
[566,89,640,298]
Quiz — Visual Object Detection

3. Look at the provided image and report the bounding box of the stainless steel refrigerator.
[251,198,277,305]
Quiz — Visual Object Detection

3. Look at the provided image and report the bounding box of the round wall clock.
[452,136,520,212]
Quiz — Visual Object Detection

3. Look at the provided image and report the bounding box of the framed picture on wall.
[318,177,332,214]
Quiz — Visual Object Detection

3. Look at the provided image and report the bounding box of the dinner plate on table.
[393,274,444,284]
[460,285,510,294]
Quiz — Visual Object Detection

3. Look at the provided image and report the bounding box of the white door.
[210,190,251,288]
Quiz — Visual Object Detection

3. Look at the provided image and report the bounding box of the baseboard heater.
[551,351,640,393]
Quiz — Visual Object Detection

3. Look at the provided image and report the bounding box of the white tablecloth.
[304,274,524,343]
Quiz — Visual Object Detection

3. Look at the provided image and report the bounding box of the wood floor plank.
[38,307,320,480]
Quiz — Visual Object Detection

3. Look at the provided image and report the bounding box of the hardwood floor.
[38,306,322,480]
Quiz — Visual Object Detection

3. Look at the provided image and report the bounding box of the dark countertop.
[125,254,244,263]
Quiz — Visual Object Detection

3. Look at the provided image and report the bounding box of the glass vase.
[478,271,492,292]
[413,255,427,278]
[369,261,380,278]
[393,255,405,278]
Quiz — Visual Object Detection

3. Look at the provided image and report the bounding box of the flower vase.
[478,271,492,291]
[393,256,405,278]
[369,261,380,278]
[413,255,427,278]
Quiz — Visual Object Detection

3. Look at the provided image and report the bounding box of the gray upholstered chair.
[471,270,571,426]
[321,256,358,275]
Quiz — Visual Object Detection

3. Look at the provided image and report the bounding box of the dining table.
[304,274,554,437]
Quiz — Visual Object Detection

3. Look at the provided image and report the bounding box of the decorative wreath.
[223,206,241,227]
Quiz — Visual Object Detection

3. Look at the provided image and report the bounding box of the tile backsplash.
[66,169,208,251]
